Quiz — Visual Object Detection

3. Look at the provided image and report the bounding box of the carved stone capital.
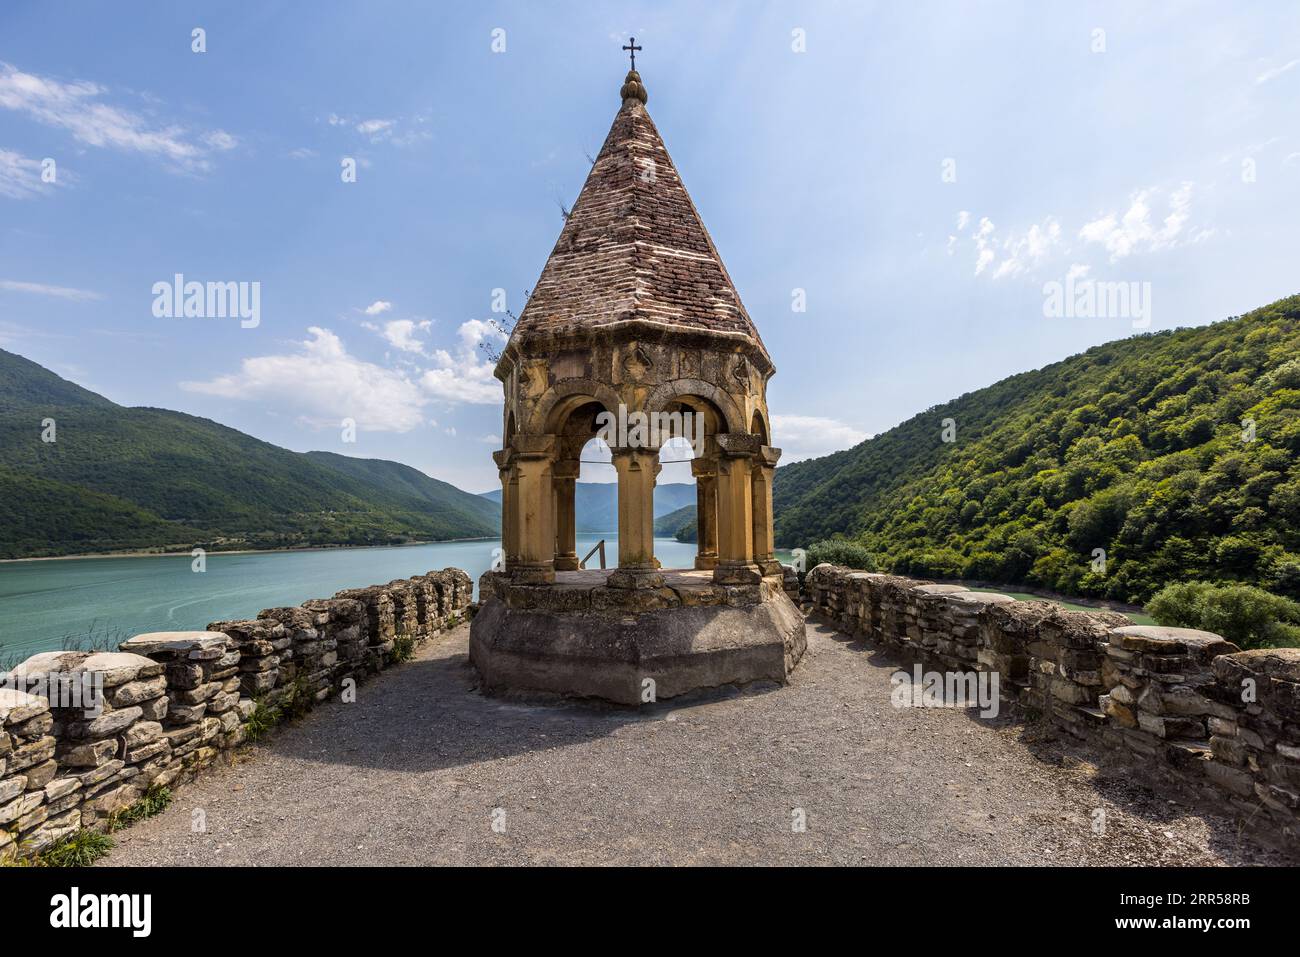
[690,457,718,479]
[512,433,557,459]
[552,459,582,480]
[713,432,761,459]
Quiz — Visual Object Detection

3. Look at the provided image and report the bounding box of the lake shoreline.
[0,536,701,661]
[0,537,500,565]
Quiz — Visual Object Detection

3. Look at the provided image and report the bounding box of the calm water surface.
[0,536,711,661]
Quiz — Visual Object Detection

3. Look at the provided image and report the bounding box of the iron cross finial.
[622,37,642,70]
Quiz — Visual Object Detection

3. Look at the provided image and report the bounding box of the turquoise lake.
[0,536,711,663]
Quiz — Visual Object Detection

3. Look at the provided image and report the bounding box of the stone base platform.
[470,569,807,706]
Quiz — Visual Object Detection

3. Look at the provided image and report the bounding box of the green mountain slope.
[304,451,499,529]
[773,295,1300,604]
[654,502,695,540]
[0,349,499,558]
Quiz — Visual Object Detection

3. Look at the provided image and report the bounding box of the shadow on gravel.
[1010,720,1293,864]
[814,621,1292,863]
[264,637,784,776]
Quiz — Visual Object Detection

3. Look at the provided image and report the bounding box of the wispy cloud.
[0,148,67,199]
[1256,58,1299,85]
[0,278,103,301]
[1079,182,1211,262]
[770,414,869,462]
[326,111,431,147]
[0,62,237,172]
[953,182,1212,276]
[419,319,504,404]
[181,326,428,431]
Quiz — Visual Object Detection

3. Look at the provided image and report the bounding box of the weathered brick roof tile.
[511,71,763,346]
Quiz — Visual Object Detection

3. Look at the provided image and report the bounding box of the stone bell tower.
[471,60,805,705]
[492,65,781,588]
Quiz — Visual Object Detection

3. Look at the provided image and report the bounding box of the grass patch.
[244,698,282,742]
[283,674,315,720]
[106,785,172,832]
[38,828,114,867]
[2,784,175,867]
[244,674,316,743]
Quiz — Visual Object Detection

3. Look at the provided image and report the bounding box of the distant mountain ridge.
[480,482,696,533]
[0,348,499,559]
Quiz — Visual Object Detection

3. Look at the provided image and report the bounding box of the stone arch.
[644,378,746,435]
[529,378,622,436]
[750,408,770,445]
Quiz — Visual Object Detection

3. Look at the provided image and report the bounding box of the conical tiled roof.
[510,70,764,350]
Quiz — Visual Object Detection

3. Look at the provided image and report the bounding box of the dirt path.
[102,619,1291,866]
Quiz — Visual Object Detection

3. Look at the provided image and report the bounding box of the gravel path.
[103,618,1292,866]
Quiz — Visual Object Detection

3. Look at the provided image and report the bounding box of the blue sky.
[2,1,1297,493]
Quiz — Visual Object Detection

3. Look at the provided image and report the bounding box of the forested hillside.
[0,349,498,558]
[772,295,1300,604]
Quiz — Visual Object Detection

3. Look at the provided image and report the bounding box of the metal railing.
[579,539,607,570]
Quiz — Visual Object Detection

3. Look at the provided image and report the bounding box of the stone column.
[492,449,518,570]
[692,456,719,570]
[510,435,556,584]
[553,459,580,571]
[607,445,664,589]
[713,433,763,585]
[751,445,782,577]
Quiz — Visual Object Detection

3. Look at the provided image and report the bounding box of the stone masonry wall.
[0,568,471,860]
[806,563,1300,849]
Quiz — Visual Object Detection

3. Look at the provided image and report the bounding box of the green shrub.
[805,539,877,573]
[1147,581,1300,649]
[391,634,416,663]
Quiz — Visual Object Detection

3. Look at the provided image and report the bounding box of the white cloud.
[365,317,431,355]
[1256,58,1300,85]
[326,112,430,147]
[181,326,428,431]
[202,130,238,151]
[0,148,67,199]
[1079,182,1207,262]
[418,319,504,405]
[991,217,1062,279]
[770,414,869,462]
[960,213,1062,279]
[973,217,996,275]
[0,278,103,301]
[0,62,236,171]
[363,299,392,316]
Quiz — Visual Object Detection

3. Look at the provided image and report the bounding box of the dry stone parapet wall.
[0,568,471,860]
[805,562,1300,849]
